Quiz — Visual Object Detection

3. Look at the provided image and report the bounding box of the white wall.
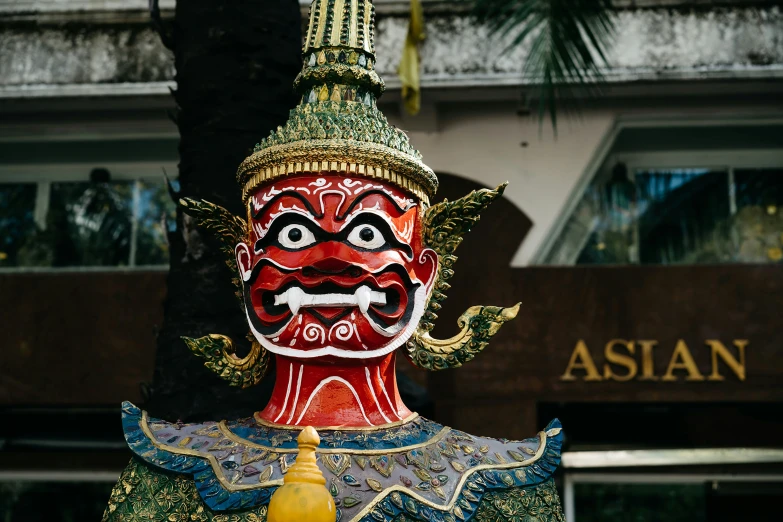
[389,102,616,266]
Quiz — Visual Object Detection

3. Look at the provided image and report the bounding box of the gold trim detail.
[304,0,374,55]
[139,411,284,491]
[350,430,549,521]
[349,0,359,49]
[331,0,346,44]
[313,0,329,48]
[179,197,248,309]
[407,184,519,370]
[183,334,271,390]
[239,139,435,205]
[222,419,451,456]
[252,411,419,432]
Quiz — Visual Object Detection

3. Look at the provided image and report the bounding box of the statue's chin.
[255,342,403,360]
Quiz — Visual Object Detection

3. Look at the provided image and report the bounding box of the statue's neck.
[257,353,413,428]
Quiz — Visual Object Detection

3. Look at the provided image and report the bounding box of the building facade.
[1,0,782,520]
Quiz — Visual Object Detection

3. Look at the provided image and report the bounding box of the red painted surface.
[239,174,435,427]
[259,353,411,427]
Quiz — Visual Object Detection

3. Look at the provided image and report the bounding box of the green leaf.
[470,0,616,132]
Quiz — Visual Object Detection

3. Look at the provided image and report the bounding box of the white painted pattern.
[249,282,432,360]
[376,366,402,420]
[273,363,294,423]
[255,202,316,241]
[337,208,415,259]
[365,367,392,424]
[295,376,374,426]
[328,320,357,343]
[285,365,304,424]
[317,190,347,217]
[253,184,312,209]
[303,323,326,344]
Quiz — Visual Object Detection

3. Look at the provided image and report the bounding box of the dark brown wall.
[0,271,165,405]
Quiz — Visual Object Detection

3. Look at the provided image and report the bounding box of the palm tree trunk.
[146,0,302,422]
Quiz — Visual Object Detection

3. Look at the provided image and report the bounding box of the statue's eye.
[347,224,386,249]
[278,224,316,249]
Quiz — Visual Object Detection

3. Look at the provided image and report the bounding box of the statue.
[103,2,565,521]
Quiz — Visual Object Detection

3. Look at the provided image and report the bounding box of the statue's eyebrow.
[252,191,323,220]
[335,190,415,221]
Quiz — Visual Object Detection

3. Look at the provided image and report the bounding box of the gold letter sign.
[560,339,748,382]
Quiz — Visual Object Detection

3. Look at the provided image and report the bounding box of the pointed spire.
[284,426,328,485]
[295,0,384,98]
[237,0,438,206]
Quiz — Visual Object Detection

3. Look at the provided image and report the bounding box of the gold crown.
[237,0,438,205]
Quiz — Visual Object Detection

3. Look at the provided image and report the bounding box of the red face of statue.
[236,175,437,360]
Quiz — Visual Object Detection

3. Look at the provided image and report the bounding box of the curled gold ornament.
[405,304,521,370]
[407,182,519,370]
[183,334,271,389]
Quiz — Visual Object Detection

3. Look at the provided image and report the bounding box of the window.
[0,183,37,267]
[0,138,179,270]
[0,175,176,269]
[541,126,783,265]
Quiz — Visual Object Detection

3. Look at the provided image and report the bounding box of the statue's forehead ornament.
[248,177,418,244]
[249,178,417,218]
[236,0,437,206]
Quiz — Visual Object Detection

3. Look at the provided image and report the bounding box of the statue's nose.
[302,264,363,278]
[307,242,355,273]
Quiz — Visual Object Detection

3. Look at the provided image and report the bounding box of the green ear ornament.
[182,334,270,390]
[404,183,521,371]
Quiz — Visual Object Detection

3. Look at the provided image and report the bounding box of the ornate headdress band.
[236,0,438,205]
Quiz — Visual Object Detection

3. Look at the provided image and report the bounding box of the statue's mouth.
[243,261,419,339]
[260,279,402,327]
[273,285,387,315]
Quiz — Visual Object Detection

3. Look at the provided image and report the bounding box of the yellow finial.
[268,427,336,522]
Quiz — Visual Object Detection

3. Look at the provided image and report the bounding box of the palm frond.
[471,0,616,131]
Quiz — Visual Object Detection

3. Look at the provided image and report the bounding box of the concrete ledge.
[1,6,781,97]
[0,81,175,99]
[0,0,174,14]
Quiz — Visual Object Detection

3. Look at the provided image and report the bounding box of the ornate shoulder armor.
[116,402,563,522]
